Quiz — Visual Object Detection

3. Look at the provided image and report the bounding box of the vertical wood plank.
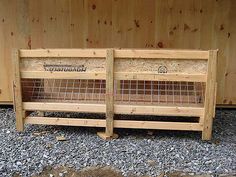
[211,0,231,104]
[105,49,114,137]
[87,0,112,48]
[224,0,236,105]
[202,50,217,140]
[12,49,24,131]
[112,0,134,48]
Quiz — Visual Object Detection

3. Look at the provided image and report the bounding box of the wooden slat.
[115,72,207,82]
[114,49,209,59]
[115,104,204,117]
[114,120,203,131]
[24,116,203,131]
[23,102,106,113]
[202,50,217,140]
[25,117,105,127]
[23,102,204,117]
[19,49,106,58]
[105,49,114,136]
[12,49,24,131]
[21,71,106,79]
[19,49,209,59]
[20,71,206,82]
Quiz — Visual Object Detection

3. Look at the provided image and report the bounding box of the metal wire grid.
[21,79,205,106]
[115,80,205,106]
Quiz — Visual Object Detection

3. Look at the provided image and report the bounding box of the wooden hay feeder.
[13,49,217,140]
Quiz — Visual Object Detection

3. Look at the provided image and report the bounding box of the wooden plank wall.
[0,0,235,106]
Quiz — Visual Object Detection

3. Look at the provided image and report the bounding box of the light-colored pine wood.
[213,83,217,118]
[20,49,106,58]
[15,47,217,140]
[115,73,207,82]
[23,102,106,113]
[19,48,208,59]
[12,49,24,131]
[97,132,119,140]
[24,116,203,131]
[25,116,106,127]
[202,50,217,140]
[114,49,209,59]
[0,1,235,106]
[21,71,106,80]
[20,71,206,82]
[22,102,204,117]
[105,49,114,137]
[114,120,203,131]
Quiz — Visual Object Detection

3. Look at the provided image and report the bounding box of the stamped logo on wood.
[43,64,87,72]
[158,65,168,73]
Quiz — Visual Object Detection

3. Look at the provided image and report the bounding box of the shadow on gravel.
[27,166,217,177]
[30,166,137,177]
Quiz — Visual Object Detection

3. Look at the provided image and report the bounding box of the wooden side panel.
[224,0,236,105]
[0,0,30,102]
[211,0,231,104]
[86,0,113,48]
[0,0,236,106]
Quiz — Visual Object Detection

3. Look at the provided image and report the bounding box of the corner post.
[202,50,217,140]
[12,49,24,131]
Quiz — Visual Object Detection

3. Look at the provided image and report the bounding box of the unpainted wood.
[16,48,217,139]
[202,50,217,140]
[0,0,235,105]
[23,102,204,117]
[24,116,203,131]
[20,71,206,82]
[20,57,207,75]
[12,49,24,131]
[105,49,114,137]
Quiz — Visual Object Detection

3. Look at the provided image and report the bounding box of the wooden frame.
[13,48,217,140]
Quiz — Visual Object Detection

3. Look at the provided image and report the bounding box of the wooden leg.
[13,49,24,132]
[16,109,24,132]
[201,115,213,140]
[97,113,118,140]
[202,50,217,141]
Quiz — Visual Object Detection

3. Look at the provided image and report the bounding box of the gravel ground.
[0,107,235,177]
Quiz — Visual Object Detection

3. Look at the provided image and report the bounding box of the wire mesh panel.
[22,79,205,107]
[21,79,106,103]
[115,80,205,107]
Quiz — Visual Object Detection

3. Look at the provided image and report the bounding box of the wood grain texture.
[25,116,203,131]
[202,50,217,140]
[0,0,235,106]
[12,49,24,131]
[105,49,114,136]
